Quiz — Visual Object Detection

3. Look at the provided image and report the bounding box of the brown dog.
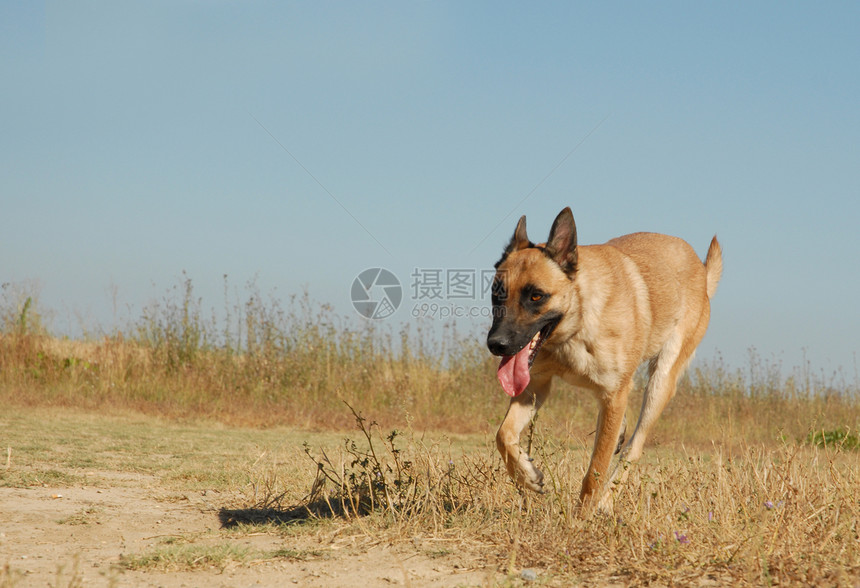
[487,207,721,511]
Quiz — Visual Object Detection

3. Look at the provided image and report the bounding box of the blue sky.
[2,2,859,376]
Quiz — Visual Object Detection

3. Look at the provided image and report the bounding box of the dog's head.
[487,207,579,397]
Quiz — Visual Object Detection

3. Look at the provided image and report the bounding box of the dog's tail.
[704,236,722,299]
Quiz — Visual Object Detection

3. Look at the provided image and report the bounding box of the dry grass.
[1,278,857,439]
[1,279,859,585]
[0,404,857,585]
[234,403,856,586]
[0,279,504,431]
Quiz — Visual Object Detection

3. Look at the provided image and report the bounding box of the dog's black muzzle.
[487,328,519,357]
[486,311,561,357]
[487,307,521,356]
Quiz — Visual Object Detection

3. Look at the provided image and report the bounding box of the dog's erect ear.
[504,215,532,255]
[546,207,578,274]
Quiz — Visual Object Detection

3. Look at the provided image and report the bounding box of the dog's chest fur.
[533,243,665,396]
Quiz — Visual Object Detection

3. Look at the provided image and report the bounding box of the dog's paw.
[515,454,545,493]
[595,489,615,514]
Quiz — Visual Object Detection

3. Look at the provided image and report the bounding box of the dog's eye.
[521,284,547,306]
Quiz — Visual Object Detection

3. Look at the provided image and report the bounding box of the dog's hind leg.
[496,374,552,493]
[615,414,627,455]
[597,313,710,511]
[623,305,710,466]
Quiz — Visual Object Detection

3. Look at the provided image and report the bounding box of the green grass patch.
[119,542,255,572]
[805,427,859,450]
[1,468,84,488]
[119,541,325,572]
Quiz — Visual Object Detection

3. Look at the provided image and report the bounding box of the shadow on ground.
[218,498,351,528]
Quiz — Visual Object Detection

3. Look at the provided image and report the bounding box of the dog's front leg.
[579,378,633,511]
[496,375,551,493]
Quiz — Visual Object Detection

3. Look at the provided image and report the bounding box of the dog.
[487,207,722,512]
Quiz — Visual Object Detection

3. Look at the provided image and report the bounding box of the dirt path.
[0,472,498,587]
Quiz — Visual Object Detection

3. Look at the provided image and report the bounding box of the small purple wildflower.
[764,500,774,510]
[708,511,714,522]
[674,531,690,545]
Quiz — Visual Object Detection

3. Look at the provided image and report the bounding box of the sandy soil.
[0,471,501,587]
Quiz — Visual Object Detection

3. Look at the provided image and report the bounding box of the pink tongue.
[497,345,532,397]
